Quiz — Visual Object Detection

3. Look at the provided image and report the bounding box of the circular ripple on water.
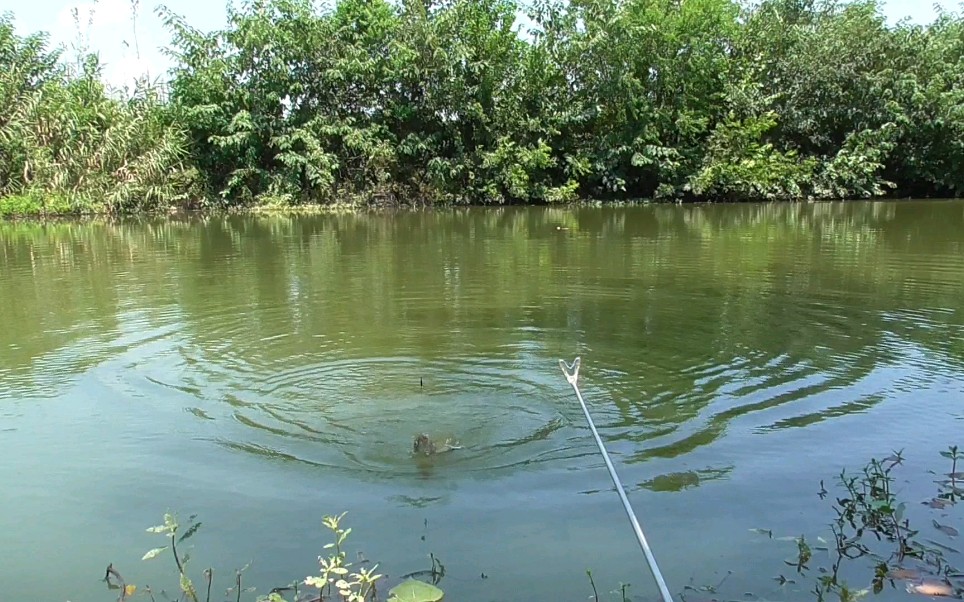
[176,353,584,478]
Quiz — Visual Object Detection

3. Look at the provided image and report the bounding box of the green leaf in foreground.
[387,578,444,602]
[178,521,202,543]
[142,546,168,560]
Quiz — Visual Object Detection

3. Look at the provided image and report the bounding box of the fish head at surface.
[413,433,434,455]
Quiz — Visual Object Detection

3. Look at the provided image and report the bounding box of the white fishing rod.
[559,357,675,602]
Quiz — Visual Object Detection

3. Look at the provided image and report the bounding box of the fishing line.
[559,357,675,602]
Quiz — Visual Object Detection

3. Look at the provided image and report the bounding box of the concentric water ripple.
[145,350,587,477]
[3,204,964,602]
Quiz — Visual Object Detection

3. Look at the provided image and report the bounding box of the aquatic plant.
[386,579,443,602]
[301,512,385,602]
[758,446,963,602]
[101,447,961,602]
[141,512,204,602]
[104,511,441,602]
[940,446,962,499]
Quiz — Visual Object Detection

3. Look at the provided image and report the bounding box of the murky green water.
[1,201,962,602]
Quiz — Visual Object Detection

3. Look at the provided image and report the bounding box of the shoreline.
[1,195,958,222]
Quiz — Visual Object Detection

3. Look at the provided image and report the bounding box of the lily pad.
[388,579,444,602]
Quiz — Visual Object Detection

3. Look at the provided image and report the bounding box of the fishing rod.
[559,357,675,602]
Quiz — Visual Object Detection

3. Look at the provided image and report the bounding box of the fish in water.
[413,433,462,455]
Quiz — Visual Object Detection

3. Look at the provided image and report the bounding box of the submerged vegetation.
[109,511,443,602]
[743,446,964,602]
[104,447,961,602]
[2,0,964,214]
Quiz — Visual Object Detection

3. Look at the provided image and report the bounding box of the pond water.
[0,201,962,602]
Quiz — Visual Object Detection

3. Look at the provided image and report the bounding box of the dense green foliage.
[2,0,964,212]
[0,15,190,215]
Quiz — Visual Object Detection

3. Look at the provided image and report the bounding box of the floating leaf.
[124,584,137,597]
[387,579,444,602]
[932,520,960,537]
[142,547,167,561]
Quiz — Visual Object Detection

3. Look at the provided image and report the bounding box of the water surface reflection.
[0,201,962,602]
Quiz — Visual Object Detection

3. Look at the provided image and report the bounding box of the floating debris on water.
[933,520,960,537]
[887,568,923,581]
[905,581,957,597]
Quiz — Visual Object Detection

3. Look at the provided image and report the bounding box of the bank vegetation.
[2,0,963,215]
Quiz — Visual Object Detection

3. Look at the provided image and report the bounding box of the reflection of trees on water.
[637,466,735,493]
[1,204,962,473]
[0,222,125,396]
